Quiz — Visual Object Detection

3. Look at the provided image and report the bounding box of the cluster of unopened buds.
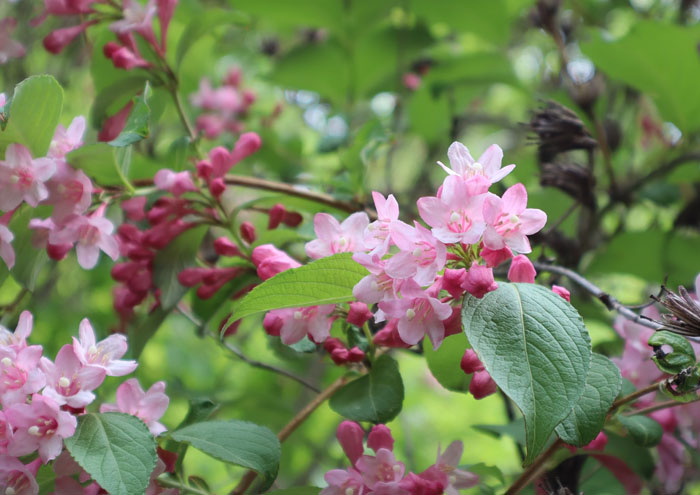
[322,421,478,495]
[0,311,171,494]
[248,142,573,395]
[0,106,119,271]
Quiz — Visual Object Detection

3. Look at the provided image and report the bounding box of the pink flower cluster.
[0,113,119,270]
[0,311,170,494]
[258,142,547,352]
[323,421,478,495]
[190,68,257,139]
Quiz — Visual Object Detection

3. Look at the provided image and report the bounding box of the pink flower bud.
[103,41,121,58]
[156,0,178,51]
[347,302,373,327]
[220,314,241,337]
[347,347,365,362]
[262,311,283,336]
[282,211,303,227]
[469,370,498,399]
[224,67,242,87]
[111,46,150,70]
[240,222,256,244]
[47,243,72,261]
[460,349,484,375]
[213,237,241,257]
[330,347,349,365]
[402,73,421,91]
[43,21,94,54]
[118,224,143,244]
[461,262,498,298]
[230,132,262,165]
[584,432,608,451]
[242,89,257,106]
[442,268,466,299]
[209,146,233,178]
[196,160,213,180]
[98,102,133,142]
[373,320,411,349]
[196,283,221,299]
[336,421,364,466]
[209,178,226,198]
[127,269,152,293]
[552,285,570,302]
[268,203,285,230]
[121,196,147,221]
[177,267,208,287]
[480,244,513,268]
[111,261,140,282]
[507,255,536,283]
[367,424,394,452]
[443,306,463,337]
[323,338,345,353]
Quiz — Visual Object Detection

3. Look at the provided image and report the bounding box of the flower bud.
[240,222,256,244]
[442,268,466,299]
[177,267,208,287]
[460,349,485,375]
[43,21,94,54]
[121,196,147,221]
[46,243,72,261]
[461,262,498,299]
[347,302,373,327]
[282,211,303,227]
[268,203,285,230]
[213,237,241,257]
[552,285,570,302]
[230,132,262,164]
[262,311,283,336]
[336,421,364,466]
[347,347,365,362]
[367,424,394,452]
[209,178,226,198]
[469,370,498,399]
[479,244,513,268]
[508,255,536,284]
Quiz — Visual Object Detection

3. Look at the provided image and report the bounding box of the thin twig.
[610,381,661,412]
[532,262,663,331]
[208,331,321,393]
[230,375,349,495]
[625,396,700,417]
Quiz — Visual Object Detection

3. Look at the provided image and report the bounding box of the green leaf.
[170,420,280,491]
[176,9,249,66]
[64,413,157,495]
[36,464,56,495]
[0,75,64,157]
[109,83,152,147]
[67,143,125,186]
[618,415,663,448]
[232,253,368,321]
[648,330,696,374]
[167,399,219,472]
[556,353,622,447]
[8,206,51,291]
[412,0,510,44]
[329,354,404,423]
[581,21,700,133]
[424,332,471,392]
[462,283,591,464]
[604,432,655,479]
[91,75,149,130]
[152,226,207,310]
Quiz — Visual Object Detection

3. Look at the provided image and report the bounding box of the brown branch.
[625,395,700,417]
[609,381,661,412]
[230,375,349,495]
[504,439,564,495]
[532,262,663,331]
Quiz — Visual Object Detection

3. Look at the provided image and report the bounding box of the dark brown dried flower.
[652,285,700,337]
[529,101,597,162]
[540,161,596,209]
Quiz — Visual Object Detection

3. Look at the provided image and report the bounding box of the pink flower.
[40,345,106,408]
[364,192,399,256]
[0,345,45,406]
[402,73,421,90]
[6,394,77,462]
[0,144,56,210]
[0,456,39,495]
[110,0,157,39]
[507,254,536,283]
[43,21,95,54]
[435,441,479,495]
[306,212,369,259]
[417,175,490,245]
[352,254,402,304]
[461,262,498,298]
[0,18,26,64]
[377,280,452,349]
[154,169,197,197]
[51,205,120,269]
[190,80,241,113]
[49,116,86,159]
[356,448,405,491]
[270,305,335,345]
[72,318,137,376]
[321,468,365,495]
[386,221,446,286]
[251,244,301,280]
[437,142,515,184]
[482,184,547,254]
[0,311,33,350]
[46,162,93,222]
[100,379,169,436]
[0,224,14,269]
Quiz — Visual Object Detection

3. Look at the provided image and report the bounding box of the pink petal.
[501,183,527,214]
[446,142,474,176]
[477,144,503,176]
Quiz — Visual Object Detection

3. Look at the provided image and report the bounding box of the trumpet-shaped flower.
[0,144,56,210]
[386,221,445,286]
[40,345,106,408]
[100,379,169,436]
[72,318,137,376]
[306,212,369,259]
[437,142,515,184]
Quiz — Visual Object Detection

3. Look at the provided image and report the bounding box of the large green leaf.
[67,143,127,186]
[64,413,157,495]
[329,354,404,423]
[109,83,152,147]
[424,332,471,392]
[0,75,64,157]
[176,9,250,66]
[412,0,510,44]
[170,420,280,491]
[462,283,591,464]
[618,415,663,448]
[581,21,700,133]
[232,253,368,321]
[556,353,621,447]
